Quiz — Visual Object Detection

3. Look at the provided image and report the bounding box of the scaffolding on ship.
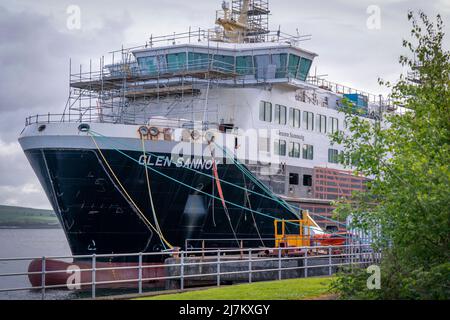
[17,1,398,253]
[65,51,231,127]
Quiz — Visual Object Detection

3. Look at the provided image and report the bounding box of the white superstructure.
[20,0,395,230]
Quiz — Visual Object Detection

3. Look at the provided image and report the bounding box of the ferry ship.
[19,0,393,260]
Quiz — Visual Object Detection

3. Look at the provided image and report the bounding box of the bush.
[330,11,450,300]
[331,260,450,300]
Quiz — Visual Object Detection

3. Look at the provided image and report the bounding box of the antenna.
[222,1,229,11]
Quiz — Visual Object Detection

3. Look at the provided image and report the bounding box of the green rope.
[214,142,299,214]
[88,129,348,233]
[89,130,302,228]
[89,130,297,215]
[214,142,347,228]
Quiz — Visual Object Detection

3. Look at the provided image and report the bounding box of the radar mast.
[215,0,270,43]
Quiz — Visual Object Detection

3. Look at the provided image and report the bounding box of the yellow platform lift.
[274,211,321,248]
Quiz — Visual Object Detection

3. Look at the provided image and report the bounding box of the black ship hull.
[24,147,299,261]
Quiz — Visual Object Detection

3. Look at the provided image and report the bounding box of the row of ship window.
[137,52,312,81]
[259,101,339,134]
[273,139,341,164]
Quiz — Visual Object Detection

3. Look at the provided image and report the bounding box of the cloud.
[0,139,21,157]
[0,184,48,209]
[0,4,131,209]
[0,137,49,209]
[0,4,132,142]
[270,0,449,94]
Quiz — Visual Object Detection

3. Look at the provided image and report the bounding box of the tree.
[330,11,450,299]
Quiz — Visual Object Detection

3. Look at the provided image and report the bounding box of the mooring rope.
[209,143,240,246]
[141,135,167,250]
[89,132,174,249]
[88,130,296,212]
[213,141,299,216]
[89,131,297,225]
[242,173,265,247]
[213,141,348,228]
[88,129,350,239]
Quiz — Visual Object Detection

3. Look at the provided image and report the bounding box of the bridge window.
[254,54,270,79]
[302,144,314,160]
[236,56,254,75]
[188,52,209,70]
[287,54,312,81]
[288,54,300,78]
[212,54,234,72]
[298,57,313,81]
[272,53,288,78]
[303,111,314,131]
[275,104,287,125]
[167,52,187,72]
[156,55,168,73]
[289,108,301,128]
[259,101,272,122]
[138,56,157,74]
[289,142,301,158]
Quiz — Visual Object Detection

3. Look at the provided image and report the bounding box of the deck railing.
[24,113,219,130]
[0,243,381,300]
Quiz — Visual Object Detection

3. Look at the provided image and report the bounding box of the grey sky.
[0,0,449,209]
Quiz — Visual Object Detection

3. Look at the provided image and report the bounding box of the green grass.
[0,205,59,228]
[137,277,334,300]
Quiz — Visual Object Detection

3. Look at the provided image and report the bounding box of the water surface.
[0,228,75,300]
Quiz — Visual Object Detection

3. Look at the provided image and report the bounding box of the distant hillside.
[0,205,60,228]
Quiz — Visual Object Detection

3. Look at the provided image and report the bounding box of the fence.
[0,244,381,300]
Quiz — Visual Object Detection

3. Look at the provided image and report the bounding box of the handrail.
[68,59,393,113]
[106,28,312,55]
[0,243,381,300]
[24,113,221,130]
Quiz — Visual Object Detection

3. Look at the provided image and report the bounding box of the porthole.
[78,123,90,132]
[138,126,149,136]
[149,127,159,136]
[37,124,46,132]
